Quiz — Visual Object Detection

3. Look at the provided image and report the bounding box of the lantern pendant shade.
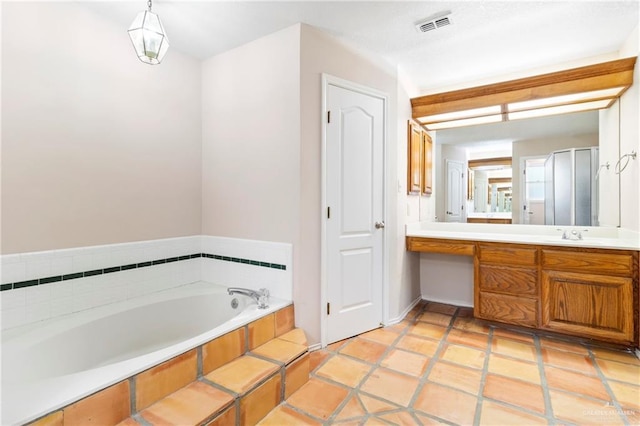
[128,9,169,65]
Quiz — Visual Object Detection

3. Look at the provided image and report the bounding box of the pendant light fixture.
[127,0,169,65]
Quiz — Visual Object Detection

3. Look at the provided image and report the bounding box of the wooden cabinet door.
[407,120,422,194]
[541,270,634,343]
[422,131,433,195]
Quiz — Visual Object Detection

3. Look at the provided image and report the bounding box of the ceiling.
[84,1,639,94]
[82,1,636,149]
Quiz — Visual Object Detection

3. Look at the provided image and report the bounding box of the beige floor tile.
[378,411,420,425]
[483,374,546,414]
[286,378,349,420]
[31,411,63,426]
[251,338,307,364]
[417,311,453,327]
[204,355,279,394]
[440,344,486,369]
[339,338,388,364]
[446,328,489,350]
[309,350,331,372]
[453,317,490,334]
[545,365,610,400]
[491,337,537,362]
[358,394,399,413]
[539,336,589,355]
[334,396,366,421]
[488,353,541,384]
[285,353,310,399]
[327,339,349,352]
[359,328,400,345]
[428,361,483,395]
[115,418,140,426]
[380,349,429,377]
[492,328,535,344]
[541,347,598,375]
[480,400,547,425]
[360,368,420,407]
[387,320,412,333]
[425,302,458,316]
[414,412,449,425]
[591,347,640,366]
[414,382,477,425]
[408,322,447,340]
[395,335,440,357]
[549,389,624,425]
[257,404,321,426]
[278,328,308,346]
[362,417,389,425]
[607,380,640,411]
[456,307,474,318]
[316,354,372,387]
[597,358,640,384]
[202,328,246,374]
[140,381,233,426]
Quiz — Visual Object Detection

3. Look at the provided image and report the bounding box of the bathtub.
[1,281,290,425]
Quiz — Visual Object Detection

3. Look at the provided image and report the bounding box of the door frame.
[320,74,389,348]
[519,155,547,225]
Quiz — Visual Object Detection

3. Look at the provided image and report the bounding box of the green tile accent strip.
[1,253,286,291]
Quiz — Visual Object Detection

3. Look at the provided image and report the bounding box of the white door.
[325,81,385,344]
[445,160,465,222]
[522,157,546,225]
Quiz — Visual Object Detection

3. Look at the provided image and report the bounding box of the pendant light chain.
[147,0,152,11]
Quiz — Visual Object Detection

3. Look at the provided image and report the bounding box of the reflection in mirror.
[431,109,620,226]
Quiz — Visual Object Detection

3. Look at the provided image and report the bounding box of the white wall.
[1,3,203,254]
[619,25,640,231]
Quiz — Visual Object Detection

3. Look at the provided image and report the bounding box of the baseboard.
[308,343,322,352]
[422,295,474,308]
[385,295,423,326]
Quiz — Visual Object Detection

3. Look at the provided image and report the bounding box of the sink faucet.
[228,287,270,309]
[562,229,583,240]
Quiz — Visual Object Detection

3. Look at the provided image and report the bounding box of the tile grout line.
[406,305,464,422]
[587,346,633,425]
[471,325,494,426]
[534,333,558,424]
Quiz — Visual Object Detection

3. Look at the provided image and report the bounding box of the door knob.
[375,221,385,229]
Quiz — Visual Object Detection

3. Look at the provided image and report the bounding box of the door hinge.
[327,111,331,123]
[327,206,331,219]
[327,302,331,315]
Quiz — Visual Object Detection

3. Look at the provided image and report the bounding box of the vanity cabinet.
[407,120,433,195]
[407,236,639,345]
[475,244,539,327]
[541,249,636,343]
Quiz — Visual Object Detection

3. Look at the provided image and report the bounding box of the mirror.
[432,108,620,226]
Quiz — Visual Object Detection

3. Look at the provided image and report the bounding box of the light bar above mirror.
[412,57,636,131]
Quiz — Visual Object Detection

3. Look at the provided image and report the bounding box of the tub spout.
[227,287,270,309]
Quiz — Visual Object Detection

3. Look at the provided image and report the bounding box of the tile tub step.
[120,328,309,426]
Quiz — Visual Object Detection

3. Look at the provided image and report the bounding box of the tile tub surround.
[26,305,302,426]
[1,235,293,329]
[260,301,640,426]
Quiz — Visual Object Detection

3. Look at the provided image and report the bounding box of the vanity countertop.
[466,212,512,219]
[406,222,640,251]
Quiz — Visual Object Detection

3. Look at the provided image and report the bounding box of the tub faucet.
[228,287,270,309]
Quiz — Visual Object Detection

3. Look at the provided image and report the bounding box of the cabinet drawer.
[406,237,474,256]
[477,244,538,267]
[477,292,538,328]
[542,249,634,276]
[479,265,537,296]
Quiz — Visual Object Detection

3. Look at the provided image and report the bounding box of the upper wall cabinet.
[407,119,433,195]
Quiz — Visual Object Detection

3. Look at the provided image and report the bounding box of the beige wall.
[201,25,301,243]
[299,24,418,343]
[1,3,202,254]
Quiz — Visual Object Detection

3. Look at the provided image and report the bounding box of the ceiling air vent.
[415,11,452,33]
